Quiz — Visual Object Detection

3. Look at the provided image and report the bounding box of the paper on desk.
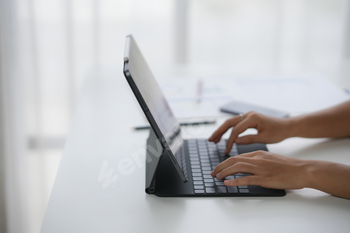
[159,73,349,119]
[159,78,232,119]
[223,74,349,114]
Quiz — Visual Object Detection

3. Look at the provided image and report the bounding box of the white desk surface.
[41,69,350,233]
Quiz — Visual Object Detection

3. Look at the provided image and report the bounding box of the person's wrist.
[285,116,303,138]
[300,160,317,189]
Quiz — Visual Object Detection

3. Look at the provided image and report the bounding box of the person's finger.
[216,162,257,180]
[225,118,257,154]
[208,116,240,143]
[224,175,262,187]
[208,116,241,142]
[235,134,262,145]
[234,151,262,158]
[211,156,258,177]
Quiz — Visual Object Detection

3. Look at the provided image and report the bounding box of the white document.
[159,73,350,119]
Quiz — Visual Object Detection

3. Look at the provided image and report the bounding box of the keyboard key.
[235,175,243,178]
[216,186,227,193]
[210,158,220,162]
[193,181,203,185]
[190,157,199,161]
[204,178,214,182]
[215,181,224,186]
[202,167,212,171]
[193,177,203,180]
[191,165,200,169]
[225,176,235,180]
[227,186,238,193]
[203,175,213,179]
[194,190,205,194]
[214,178,224,182]
[238,185,248,189]
[190,161,200,165]
[204,182,215,187]
[201,162,210,167]
[202,170,211,175]
[236,173,245,176]
[239,188,249,194]
[206,188,215,193]
[194,185,204,189]
[192,172,202,177]
[201,159,210,163]
[192,169,201,173]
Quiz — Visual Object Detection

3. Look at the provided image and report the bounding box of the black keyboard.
[186,139,250,194]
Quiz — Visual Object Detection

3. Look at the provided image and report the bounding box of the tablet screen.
[123,35,186,182]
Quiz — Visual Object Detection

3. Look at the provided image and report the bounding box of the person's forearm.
[287,100,350,138]
[304,160,350,199]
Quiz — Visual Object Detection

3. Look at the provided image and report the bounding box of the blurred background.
[0,0,349,232]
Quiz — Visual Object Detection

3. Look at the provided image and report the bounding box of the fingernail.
[210,171,214,177]
[216,173,222,179]
[224,180,231,186]
[236,138,243,144]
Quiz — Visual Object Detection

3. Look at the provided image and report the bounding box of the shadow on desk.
[269,137,350,168]
[217,189,348,215]
[284,137,350,162]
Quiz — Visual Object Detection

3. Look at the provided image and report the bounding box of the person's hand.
[208,112,292,154]
[211,151,310,190]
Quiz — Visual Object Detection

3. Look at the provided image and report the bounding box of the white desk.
[41,69,350,233]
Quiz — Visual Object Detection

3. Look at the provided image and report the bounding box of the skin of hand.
[211,150,350,199]
[209,100,350,154]
[211,151,310,190]
[208,112,293,154]
[208,101,350,199]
